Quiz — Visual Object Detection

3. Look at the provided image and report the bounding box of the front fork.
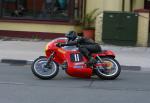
[45,51,55,68]
[96,56,103,63]
[94,56,107,70]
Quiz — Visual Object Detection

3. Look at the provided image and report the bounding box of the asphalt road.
[0,63,150,103]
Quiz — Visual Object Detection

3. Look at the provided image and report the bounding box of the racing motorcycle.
[31,37,121,80]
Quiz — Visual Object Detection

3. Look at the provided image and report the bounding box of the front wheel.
[31,56,59,80]
[94,57,121,80]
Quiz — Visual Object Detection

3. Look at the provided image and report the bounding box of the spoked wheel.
[31,56,59,80]
[94,57,121,80]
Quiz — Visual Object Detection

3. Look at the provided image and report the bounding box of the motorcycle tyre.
[31,56,59,80]
[95,57,121,80]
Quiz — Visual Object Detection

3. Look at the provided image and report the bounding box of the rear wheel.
[31,56,59,80]
[95,57,121,80]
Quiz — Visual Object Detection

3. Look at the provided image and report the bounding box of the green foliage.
[81,8,100,30]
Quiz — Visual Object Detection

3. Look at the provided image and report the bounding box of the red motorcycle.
[31,37,121,80]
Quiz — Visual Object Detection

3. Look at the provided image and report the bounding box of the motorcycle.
[31,37,121,80]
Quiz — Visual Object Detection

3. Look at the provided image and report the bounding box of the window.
[2,0,34,18]
[0,0,85,22]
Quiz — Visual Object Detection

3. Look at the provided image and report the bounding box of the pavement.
[0,37,150,71]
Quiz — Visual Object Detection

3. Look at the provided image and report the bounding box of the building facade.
[0,0,149,46]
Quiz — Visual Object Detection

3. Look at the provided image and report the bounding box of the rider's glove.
[56,43,63,47]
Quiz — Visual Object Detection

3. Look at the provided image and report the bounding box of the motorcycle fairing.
[45,37,115,78]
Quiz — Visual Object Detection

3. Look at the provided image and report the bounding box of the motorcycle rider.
[56,31,102,65]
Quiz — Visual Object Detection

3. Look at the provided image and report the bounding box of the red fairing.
[45,37,67,58]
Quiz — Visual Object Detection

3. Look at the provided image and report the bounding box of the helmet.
[65,31,77,41]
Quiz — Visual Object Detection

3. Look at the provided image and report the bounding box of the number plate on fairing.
[70,53,83,62]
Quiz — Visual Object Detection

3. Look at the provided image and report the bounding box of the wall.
[103,0,123,11]
[137,12,149,47]
[86,0,124,13]
[124,0,131,11]
[132,0,144,10]
[0,22,81,34]
[86,0,103,13]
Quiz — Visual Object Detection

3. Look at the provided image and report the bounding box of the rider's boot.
[87,57,97,66]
